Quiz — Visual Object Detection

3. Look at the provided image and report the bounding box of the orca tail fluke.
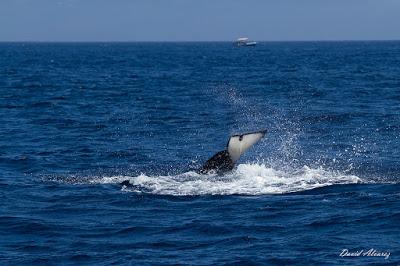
[198,129,267,174]
[227,129,267,163]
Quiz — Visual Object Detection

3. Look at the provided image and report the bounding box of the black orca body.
[198,129,267,174]
[198,150,234,174]
[120,180,131,187]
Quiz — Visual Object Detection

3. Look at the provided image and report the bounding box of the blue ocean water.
[0,42,399,265]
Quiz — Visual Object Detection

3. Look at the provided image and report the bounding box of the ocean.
[0,41,399,265]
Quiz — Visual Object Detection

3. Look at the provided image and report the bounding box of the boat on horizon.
[235,37,257,47]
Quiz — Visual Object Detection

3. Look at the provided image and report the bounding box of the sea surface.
[0,42,399,265]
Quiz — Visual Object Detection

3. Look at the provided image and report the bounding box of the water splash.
[211,84,303,169]
[77,163,362,196]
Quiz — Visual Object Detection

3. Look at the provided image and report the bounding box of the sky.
[0,0,399,42]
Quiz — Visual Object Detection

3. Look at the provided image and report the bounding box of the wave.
[82,163,361,196]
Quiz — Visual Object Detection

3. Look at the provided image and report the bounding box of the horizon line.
[1,39,400,43]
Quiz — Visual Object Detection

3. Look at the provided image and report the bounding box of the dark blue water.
[1,42,399,265]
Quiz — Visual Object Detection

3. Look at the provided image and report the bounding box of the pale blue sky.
[0,0,399,41]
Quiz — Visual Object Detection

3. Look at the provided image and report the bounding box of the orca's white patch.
[227,130,266,162]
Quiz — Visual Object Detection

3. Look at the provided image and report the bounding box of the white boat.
[235,37,257,47]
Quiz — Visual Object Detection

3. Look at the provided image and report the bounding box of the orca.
[198,129,267,174]
[120,129,267,188]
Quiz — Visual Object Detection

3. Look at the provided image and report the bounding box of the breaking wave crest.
[83,163,361,196]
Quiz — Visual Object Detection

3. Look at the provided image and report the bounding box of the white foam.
[91,163,361,196]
